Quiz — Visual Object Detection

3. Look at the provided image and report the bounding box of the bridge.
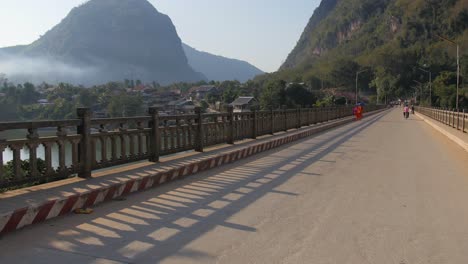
[0,106,468,263]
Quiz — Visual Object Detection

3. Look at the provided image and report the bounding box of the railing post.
[463,109,466,133]
[77,108,92,178]
[452,108,456,128]
[445,108,447,124]
[27,128,39,178]
[252,108,257,139]
[227,105,234,145]
[148,107,160,162]
[457,108,460,130]
[195,107,204,152]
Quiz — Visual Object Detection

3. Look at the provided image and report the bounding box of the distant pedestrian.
[404,105,409,119]
[357,104,363,120]
[353,105,358,121]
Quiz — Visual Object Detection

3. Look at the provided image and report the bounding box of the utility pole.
[413,80,423,105]
[418,67,432,106]
[355,69,368,104]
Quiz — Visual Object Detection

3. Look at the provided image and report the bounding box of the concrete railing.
[0,105,385,189]
[416,106,468,133]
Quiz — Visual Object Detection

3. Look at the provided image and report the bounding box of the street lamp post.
[413,80,423,105]
[355,69,368,104]
[418,67,432,106]
[437,35,460,110]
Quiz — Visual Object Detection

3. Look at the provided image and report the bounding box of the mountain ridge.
[182,43,264,82]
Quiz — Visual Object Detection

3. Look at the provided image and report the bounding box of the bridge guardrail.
[0,105,385,189]
[416,107,468,134]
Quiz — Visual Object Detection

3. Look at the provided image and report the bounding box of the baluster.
[205,123,210,145]
[43,142,54,176]
[269,110,274,134]
[283,108,288,131]
[170,126,176,151]
[27,128,39,178]
[227,106,234,144]
[163,128,169,152]
[77,108,92,178]
[98,124,107,163]
[11,144,23,179]
[187,118,193,148]
[148,107,160,162]
[195,107,204,152]
[175,117,181,150]
[129,133,136,158]
[57,140,67,174]
[56,126,68,174]
[119,123,127,160]
[236,116,240,140]
[91,138,97,167]
[463,109,466,133]
[252,109,257,139]
[182,122,188,149]
[297,108,301,129]
[100,136,108,164]
[212,117,218,144]
[137,121,144,157]
[120,135,127,160]
[452,109,456,128]
[0,140,5,179]
[111,136,118,161]
[71,139,80,172]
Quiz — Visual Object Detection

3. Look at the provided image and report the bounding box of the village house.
[167,99,196,114]
[230,97,259,113]
[188,85,219,100]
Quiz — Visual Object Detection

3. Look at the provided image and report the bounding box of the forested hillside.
[261,0,468,108]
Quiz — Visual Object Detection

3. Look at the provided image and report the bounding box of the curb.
[0,109,387,236]
[416,113,468,153]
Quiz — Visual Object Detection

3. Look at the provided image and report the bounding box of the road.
[1,109,468,264]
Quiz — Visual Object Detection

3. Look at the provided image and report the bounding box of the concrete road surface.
[1,109,468,264]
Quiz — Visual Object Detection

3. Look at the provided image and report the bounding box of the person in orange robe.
[353,105,359,121]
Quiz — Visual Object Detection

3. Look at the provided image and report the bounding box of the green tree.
[78,89,98,108]
[284,83,316,107]
[259,80,286,110]
[433,71,457,107]
[107,94,144,117]
[330,59,360,89]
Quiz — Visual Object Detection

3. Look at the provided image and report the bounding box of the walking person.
[357,104,363,120]
[353,105,359,121]
[403,105,410,119]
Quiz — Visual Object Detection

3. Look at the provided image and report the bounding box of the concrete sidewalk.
[416,112,468,153]
[0,109,388,235]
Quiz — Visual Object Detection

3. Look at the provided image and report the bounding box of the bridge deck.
[1,109,468,264]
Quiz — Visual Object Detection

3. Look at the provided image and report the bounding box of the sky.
[0,0,321,72]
